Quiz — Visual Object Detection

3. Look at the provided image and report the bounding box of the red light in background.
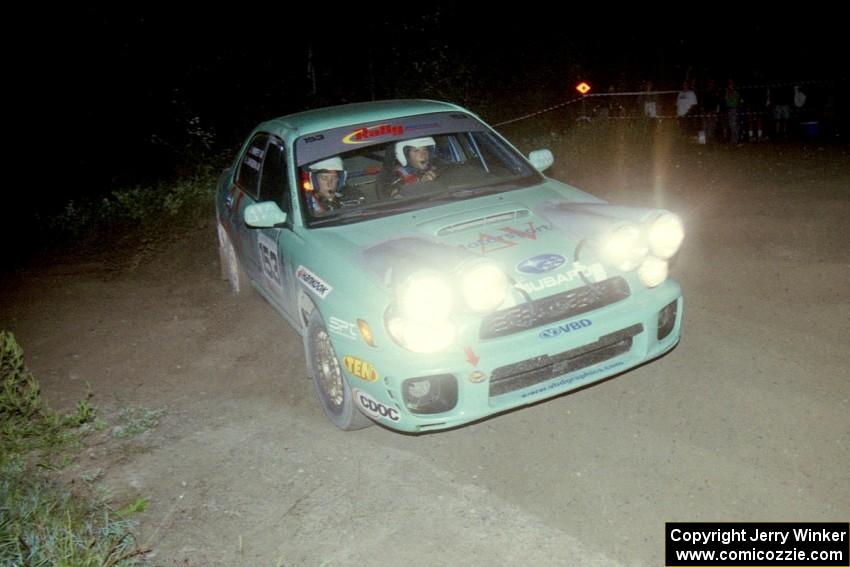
[576,82,591,94]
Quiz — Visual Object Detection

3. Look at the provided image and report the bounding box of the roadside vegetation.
[0,331,149,566]
[23,127,568,262]
[0,159,230,272]
[42,163,223,252]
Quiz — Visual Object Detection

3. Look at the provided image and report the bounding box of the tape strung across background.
[492,80,832,127]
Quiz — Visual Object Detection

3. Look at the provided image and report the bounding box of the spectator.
[677,81,698,134]
[640,80,658,119]
[725,79,741,144]
[793,84,808,124]
[639,80,659,136]
[773,84,792,139]
[701,79,721,142]
[607,84,624,118]
[793,85,807,110]
[744,86,769,142]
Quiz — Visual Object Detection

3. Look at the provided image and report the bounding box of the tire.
[304,310,372,431]
[217,222,249,296]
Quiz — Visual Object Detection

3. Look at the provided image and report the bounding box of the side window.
[236,133,270,198]
[471,132,526,175]
[258,141,291,214]
[458,133,480,161]
[435,134,466,164]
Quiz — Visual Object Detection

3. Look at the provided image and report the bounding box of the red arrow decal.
[464,346,480,367]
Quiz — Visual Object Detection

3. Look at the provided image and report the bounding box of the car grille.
[480,277,630,339]
[489,324,643,397]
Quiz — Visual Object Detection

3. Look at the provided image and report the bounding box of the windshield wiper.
[447,186,501,199]
[445,175,531,199]
[308,175,536,227]
[309,208,384,226]
[308,198,430,226]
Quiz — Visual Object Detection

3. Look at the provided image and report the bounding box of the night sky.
[37,8,847,202]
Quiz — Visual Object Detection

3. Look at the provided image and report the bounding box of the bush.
[41,162,222,241]
[0,331,147,566]
[0,462,145,566]
[0,331,94,461]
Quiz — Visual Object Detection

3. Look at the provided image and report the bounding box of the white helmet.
[307,156,346,191]
[395,137,436,166]
[309,156,345,172]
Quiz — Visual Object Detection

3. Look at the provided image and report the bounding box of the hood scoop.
[434,208,531,237]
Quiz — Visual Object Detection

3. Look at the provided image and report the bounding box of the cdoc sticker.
[343,356,379,382]
[353,389,400,422]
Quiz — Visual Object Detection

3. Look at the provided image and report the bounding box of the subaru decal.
[517,253,567,274]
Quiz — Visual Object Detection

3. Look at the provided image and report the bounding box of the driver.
[393,137,438,187]
[304,157,347,215]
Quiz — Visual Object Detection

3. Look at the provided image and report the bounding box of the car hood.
[317,183,634,299]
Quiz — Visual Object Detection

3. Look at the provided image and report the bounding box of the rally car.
[216,99,684,432]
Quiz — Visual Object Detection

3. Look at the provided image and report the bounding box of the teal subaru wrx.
[216,100,684,432]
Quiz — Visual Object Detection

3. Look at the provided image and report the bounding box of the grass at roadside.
[41,163,222,239]
[0,331,148,566]
[2,161,226,272]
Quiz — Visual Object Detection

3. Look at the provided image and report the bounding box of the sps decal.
[328,317,358,341]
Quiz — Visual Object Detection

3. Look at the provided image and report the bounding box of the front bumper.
[342,279,683,433]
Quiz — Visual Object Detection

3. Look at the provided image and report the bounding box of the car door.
[226,133,270,278]
[252,138,296,321]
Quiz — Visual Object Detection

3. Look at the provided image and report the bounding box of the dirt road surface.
[2,132,848,566]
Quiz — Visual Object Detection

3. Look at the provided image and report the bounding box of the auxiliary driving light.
[399,273,453,323]
[402,374,458,414]
[648,213,684,259]
[600,224,648,272]
[638,256,668,288]
[387,318,456,354]
[461,263,509,313]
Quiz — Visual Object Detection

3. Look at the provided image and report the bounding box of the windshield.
[294,112,542,227]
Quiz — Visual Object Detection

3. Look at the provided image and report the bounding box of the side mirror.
[244,202,287,228]
[528,149,554,172]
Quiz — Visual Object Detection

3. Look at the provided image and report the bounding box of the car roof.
[259,99,470,137]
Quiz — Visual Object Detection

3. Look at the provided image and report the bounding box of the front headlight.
[389,272,456,353]
[387,318,456,354]
[461,263,509,313]
[600,224,648,271]
[648,213,684,259]
[399,273,453,322]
